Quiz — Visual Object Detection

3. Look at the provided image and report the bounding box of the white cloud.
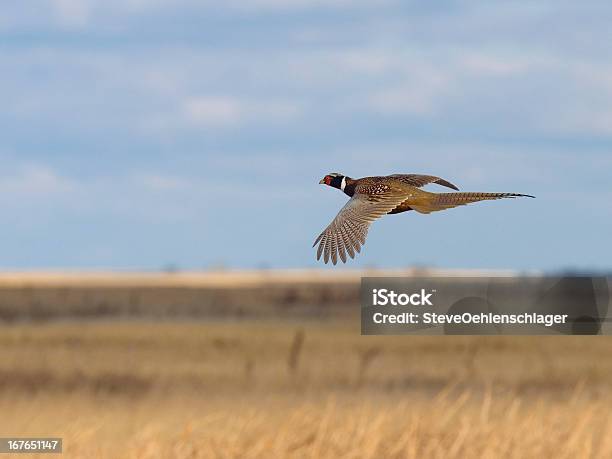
[219,0,395,11]
[135,173,190,191]
[182,95,301,127]
[54,0,92,27]
[0,164,75,198]
[459,53,533,77]
[365,69,450,116]
[26,0,399,29]
[0,159,309,226]
[6,41,612,138]
[182,96,244,126]
[366,84,442,116]
[541,107,612,136]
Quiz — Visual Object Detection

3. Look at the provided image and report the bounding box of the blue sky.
[1,1,611,271]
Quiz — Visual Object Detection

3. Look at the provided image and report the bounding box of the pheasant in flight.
[314,173,534,264]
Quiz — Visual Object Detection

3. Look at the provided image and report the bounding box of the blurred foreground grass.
[0,321,611,458]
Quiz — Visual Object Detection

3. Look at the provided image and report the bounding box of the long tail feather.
[411,192,534,214]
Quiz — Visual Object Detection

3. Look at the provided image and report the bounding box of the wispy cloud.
[0,164,75,199]
[54,0,92,27]
[365,73,450,116]
[182,95,302,127]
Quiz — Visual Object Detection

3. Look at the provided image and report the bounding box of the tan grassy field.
[0,320,611,458]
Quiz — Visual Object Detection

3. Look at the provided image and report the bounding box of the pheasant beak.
[319,178,326,184]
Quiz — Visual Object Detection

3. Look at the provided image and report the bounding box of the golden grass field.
[1,319,611,458]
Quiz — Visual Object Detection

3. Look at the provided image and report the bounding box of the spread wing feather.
[389,174,459,191]
[313,190,408,265]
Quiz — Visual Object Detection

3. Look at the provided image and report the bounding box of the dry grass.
[0,321,611,458]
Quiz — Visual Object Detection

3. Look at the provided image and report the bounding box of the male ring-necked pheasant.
[314,173,534,264]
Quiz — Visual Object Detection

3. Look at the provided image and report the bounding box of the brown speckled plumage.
[314,173,534,264]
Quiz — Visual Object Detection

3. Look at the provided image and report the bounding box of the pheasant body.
[315,172,534,264]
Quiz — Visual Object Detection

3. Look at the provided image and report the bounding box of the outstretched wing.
[389,174,459,191]
[313,190,408,265]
